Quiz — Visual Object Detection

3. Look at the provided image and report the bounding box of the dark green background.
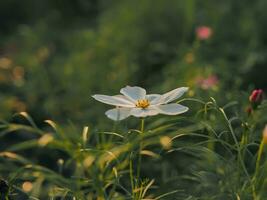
[0,0,266,126]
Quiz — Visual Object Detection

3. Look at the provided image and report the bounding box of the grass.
[0,96,267,199]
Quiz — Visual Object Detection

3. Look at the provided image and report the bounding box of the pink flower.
[197,75,219,90]
[196,26,212,40]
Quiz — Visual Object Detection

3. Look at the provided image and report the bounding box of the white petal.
[146,94,162,105]
[156,103,189,115]
[158,87,188,104]
[105,108,131,121]
[130,107,159,117]
[120,86,146,101]
[92,94,135,107]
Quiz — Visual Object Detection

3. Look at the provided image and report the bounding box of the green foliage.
[1,97,267,199]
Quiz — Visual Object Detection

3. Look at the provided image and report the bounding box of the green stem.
[255,140,265,177]
[137,118,145,180]
[241,129,248,161]
[205,104,214,152]
[252,140,265,200]
[129,153,135,198]
[207,130,215,151]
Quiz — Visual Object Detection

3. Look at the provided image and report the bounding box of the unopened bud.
[249,89,264,104]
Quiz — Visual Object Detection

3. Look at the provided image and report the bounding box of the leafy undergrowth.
[1,96,267,200]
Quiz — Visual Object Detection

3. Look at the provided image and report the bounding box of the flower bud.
[249,89,264,104]
[263,125,267,144]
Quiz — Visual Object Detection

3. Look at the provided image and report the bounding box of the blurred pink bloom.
[197,75,219,90]
[196,26,212,40]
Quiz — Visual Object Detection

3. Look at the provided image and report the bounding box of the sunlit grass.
[0,92,267,199]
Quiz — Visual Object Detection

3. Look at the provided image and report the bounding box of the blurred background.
[0,0,266,127]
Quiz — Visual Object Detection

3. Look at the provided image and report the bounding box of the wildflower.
[249,89,264,104]
[263,125,267,144]
[92,86,189,121]
[196,26,212,40]
[196,75,219,90]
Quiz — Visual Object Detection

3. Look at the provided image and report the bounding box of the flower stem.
[137,118,145,180]
[207,130,215,151]
[255,140,265,177]
[129,153,135,197]
[241,129,248,161]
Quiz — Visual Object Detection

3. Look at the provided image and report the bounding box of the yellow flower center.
[136,99,150,109]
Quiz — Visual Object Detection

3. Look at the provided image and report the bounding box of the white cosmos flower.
[92,86,189,121]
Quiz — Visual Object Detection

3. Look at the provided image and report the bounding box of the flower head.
[92,86,189,121]
[196,75,219,90]
[196,26,212,40]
